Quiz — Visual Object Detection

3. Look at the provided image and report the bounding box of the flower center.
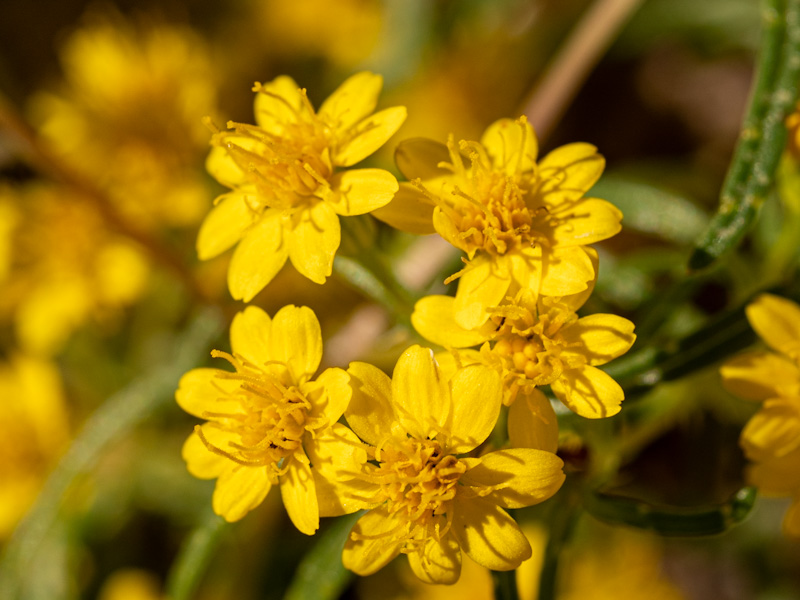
[197,351,311,471]
[373,438,465,531]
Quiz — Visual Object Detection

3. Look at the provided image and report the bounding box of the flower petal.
[550,366,624,419]
[741,399,800,461]
[540,246,594,297]
[395,138,456,180]
[182,426,233,479]
[269,305,322,381]
[508,388,559,453]
[721,351,800,400]
[288,200,340,284]
[345,361,403,446]
[555,247,599,312]
[230,306,272,366]
[452,496,532,571]
[319,71,382,133]
[228,209,288,301]
[280,453,319,535]
[175,368,244,419]
[206,137,261,188]
[392,345,450,439]
[371,182,436,234]
[343,505,405,575]
[746,294,800,358]
[212,464,272,522]
[253,75,304,133]
[445,364,502,454]
[538,143,605,205]
[303,367,351,426]
[407,532,462,585]
[548,198,622,246]
[454,256,511,330]
[412,295,490,349]
[747,447,800,494]
[481,117,538,176]
[197,191,257,260]
[325,169,398,216]
[334,106,407,167]
[558,314,636,366]
[460,448,565,509]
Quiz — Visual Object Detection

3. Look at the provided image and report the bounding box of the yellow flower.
[412,255,635,419]
[176,305,352,533]
[318,346,564,584]
[198,71,407,301]
[720,293,800,536]
[374,117,622,329]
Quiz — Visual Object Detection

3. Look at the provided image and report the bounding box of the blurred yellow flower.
[198,71,406,301]
[0,354,70,538]
[30,13,217,229]
[318,346,564,583]
[374,117,622,329]
[412,257,635,419]
[97,569,162,600]
[176,305,351,534]
[0,185,149,356]
[721,293,800,537]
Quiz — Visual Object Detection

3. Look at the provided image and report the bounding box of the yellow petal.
[253,75,304,133]
[325,169,398,216]
[197,191,256,260]
[540,246,594,297]
[371,182,436,235]
[556,247,599,312]
[182,427,232,479]
[508,388,559,453]
[721,351,800,400]
[451,496,531,571]
[307,423,375,516]
[741,399,800,461]
[558,314,636,366]
[280,453,319,535]
[175,368,243,419]
[392,345,449,439]
[303,367,351,426]
[509,246,543,293]
[288,200,340,284]
[747,447,800,494]
[343,505,405,575]
[445,364,502,454]
[407,532,462,585]
[550,366,624,419]
[454,256,511,330]
[228,209,288,301]
[548,198,622,246]
[346,361,403,446]
[319,71,382,133]
[334,106,407,167]
[460,449,565,509]
[206,137,260,188]
[212,464,272,522]
[395,138,456,180]
[269,305,322,381]
[538,143,605,205]
[481,117,538,176]
[412,295,490,349]
[230,306,272,366]
[746,294,800,358]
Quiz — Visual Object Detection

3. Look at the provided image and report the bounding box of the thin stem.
[520,0,645,141]
[537,483,581,600]
[165,509,227,600]
[492,569,520,600]
[0,92,211,303]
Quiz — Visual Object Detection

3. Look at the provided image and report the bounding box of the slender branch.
[520,0,645,141]
[492,569,520,600]
[165,509,227,600]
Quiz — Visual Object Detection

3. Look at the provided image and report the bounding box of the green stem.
[690,0,800,269]
[537,485,581,600]
[165,509,227,600]
[492,569,520,600]
[0,309,223,600]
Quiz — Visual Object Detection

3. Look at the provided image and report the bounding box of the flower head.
[198,72,406,301]
[374,117,622,329]
[721,293,800,536]
[412,254,635,419]
[176,305,351,533]
[318,346,564,583]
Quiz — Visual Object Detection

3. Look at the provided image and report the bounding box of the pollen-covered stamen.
[360,438,466,544]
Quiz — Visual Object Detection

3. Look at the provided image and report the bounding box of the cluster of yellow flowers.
[721,294,800,537]
[177,72,636,583]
